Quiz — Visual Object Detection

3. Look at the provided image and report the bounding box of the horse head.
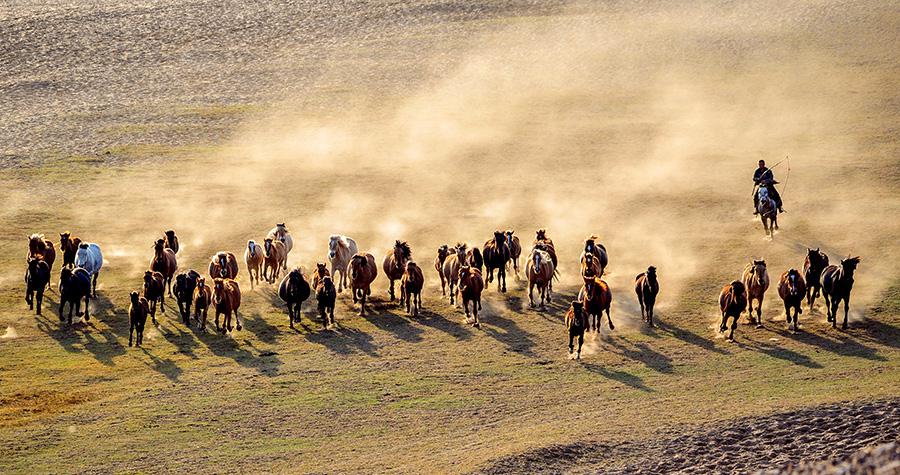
[750,259,767,284]
[454,243,467,262]
[394,240,411,263]
[153,238,165,253]
[570,300,584,326]
[328,235,341,259]
[289,268,303,285]
[316,262,328,275]
[535,229,547,242]
[493,231,505,246]
[458,265,471,292]
[217,253,229,277]
[264,238,273,257]
[731,280,746,296]
[143,270,153,288]
[437,245,450,262]
[213,278,226,302]
[532,249,543,269]
[406,261,417,273]
[647,266,657,281]
[247,240,257,257]
[841,256,861,276]
[504,230,515,247]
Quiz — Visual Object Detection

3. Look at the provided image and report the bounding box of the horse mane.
[78,242,89,249]
[395,240,411,259]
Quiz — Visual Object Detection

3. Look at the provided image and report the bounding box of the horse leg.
[448,281,455,305]
[528,282,535,307]
[729,316,738,341]
[647,301,654,327]
[500,266,506,293]
[36,287,43,315]
[755,297,763,328]
[606,308,614,331]
[359,293,366,317]
[568,330,574,354]
[576,331,583,359]
[823,292,833,322]
[720,312,728,333]
[841,297,850,330]
[235,309,242,331]
[473,299,480,328]
[288,303,295,329]
[388,278,395,302]
[440,274,446,297]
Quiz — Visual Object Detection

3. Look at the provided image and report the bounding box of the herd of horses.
[23,224,861,360]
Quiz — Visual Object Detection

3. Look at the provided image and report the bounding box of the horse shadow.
[416,305,475,341]
[34,292,128,367]
[733,336,823,369]
[302,324,378,356]
[580,362,653,392]
[195,326,284,376]
[769,325,887,362]
[364,299,426,344]
[481,310,538,358]
[655,321,730,355]
[241,310,283,345]
[140,347,183,382]
[605,338,674,374]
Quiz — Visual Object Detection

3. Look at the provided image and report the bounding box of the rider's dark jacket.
[753,167,775,184]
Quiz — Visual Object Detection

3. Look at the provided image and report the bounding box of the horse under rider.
[753,159,784,214]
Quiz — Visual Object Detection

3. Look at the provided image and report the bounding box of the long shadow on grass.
[481,311,538,358]
[34,292,128,367]
[301,323,378,356]
[768,324,887,362]
[580,362,653,392]
[365,301,425,343]
[195,324,284,376]
[605,338,674,374]
[734,337,823,368]
[656,320,729,355]
[416,306,475,341]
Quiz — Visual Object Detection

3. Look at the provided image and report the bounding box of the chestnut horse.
[142,270,165,325]
[164,230,179,254]
[442,243,467,306]
[434,245,451,297]
[279,268,311,329]
[778,269,806,332]
[348,253,378,316]
[244,240,264,289]
[315,276,337,328]
[328,235,358,293]
[193,277,212,331]
[59,232,81,268]
[209,251,239,280]
[533,229,558,291]
[128,291,150,347]
[382,240,411,303]
[803,248,829,311]
[263,238,286,284]
[565,301,586,359]
[59,267,91,325]
[504,230,522,278]
[635,266,659,327]
[580,235,608,277]
[267,223,293,270]
[401,261,425,317]
[151,239,178,297]
[581,277,613,333]
[213,278,242,333]
[25,257,50,315]
[719,281,748,341]
[458,266,484,327]
[483,231,510,293]
[526,248,554,308]
[741,259,769,327]
[822,256,861,330]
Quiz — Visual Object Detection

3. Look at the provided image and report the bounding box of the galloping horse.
[348,253,378,316]
[25,258,50,315]
[533,229,558,291]
[163,230,179,254]
[803,248,829,311]
[565,301,586,359]
[466,246,483,273]
[58,232,81,268]
[193,278,212,331]
[128,291,150,347]
[328,235,358,293]
[580,235,608,277]
[581,277,613,333]
[244,240,264,289]
[150,239,177,296]
[279,268,311,329]
[822,256,861,330]
[74,242,103,297]
[778,269,806,332]
[173,269,201,325]
[382,240,411,303]
[312,262,330,290]
[635,266,659,327]
[212,278,242,333]
[142,270,165,324]
[263,238,286,283]
[401,261,425,317]
[315,276,337,328]
[719,281,748,341]
[483,231,510,293]
[209,251,239,280]
[504,230,522,278]
[441,243,467,305]
[458,266,484,327]
[27,234,56,277]
[526,248,554,308]
[434,245,451,297]
[59,267,92,325]
[741,259,769,327]
[756,186,778,238]
[267,223,293,270]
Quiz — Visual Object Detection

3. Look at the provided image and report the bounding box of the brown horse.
[142,270,166,325]
[348,253,378,316]
[581,253,601,282]
[466,246,483,273]
[741,259,769,327]
[150,239,178,296]
[581,235,608,277]
[316,276,337,328]
[28,234,56,288]
[59,232,81,268]
[565,300,586,359]
[483,231,510,293]
[803,248,829,311]
[244,240,264,290]
[719,281,748,341]
[504,230,522,279]
[312,262,330,290]
[434,245,451,297]
[164,230,179,254]
[382,240,411,303]
[458,266,484,327]
[213,278,242,333]
[778,269,806,332]
[401,261,425,317]
[128,291,150,347]
[526,248,554,308]
[193,277,212,331]
[635,266,659,327]
[533,229,558,291]
[263,238,286,284]
[441,243,467,305]
[821,256,861,330]
[209,251,239,279]
[581,277,613,333]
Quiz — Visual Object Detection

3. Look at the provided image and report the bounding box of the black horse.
[803,248,829,310]
[59,267,92,325]
[173,269,201,325]
[821,256,861,330]
[25,258,50,315]
[635,266,659,327]
[279,268,311,329]
[482,230,510,292]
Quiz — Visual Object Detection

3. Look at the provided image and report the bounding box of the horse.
[142,270,166,325]
[635,266,659,327]
[312,262,330,290]
[150,239,177,296]
[581,253,602,282]
[526,248,554,308]
[719,281,748,341]
[279,268,311,329]
[58,267,92,325]
[458,266,484,327]
[209,251,239,280]
[803,248,829,311]
[25,258,50,315]
[778,269,806,332]
[580,235,608,277]
[565,300,586,359]
[213,278,242,333]
[741,259,769,328]
[756,186,778,238]
[401,261,425,317]
[434,245,451,297]
[263,238,286,284]
[581,277,613,333]
[442,243,467,306]
[534,229,558,291]
[268,223,293,270]
[467,246,484,273]
[193,277,212,331]
[59,232,81,268]
[328,235,358,293]
[128,291,150,347]
[504,230,522,279]
[348,253,378,316]
[315,276,337,329]
[483,231,510,293]
[163,230,179,254]
[173,269,201,325]
[244,240,264,289]
[382,240,411,303]
[27,234,56,280]
[821,256,861,330]
[74,242,103,297]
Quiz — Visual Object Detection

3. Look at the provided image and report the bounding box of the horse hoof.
[755,324,763,329]
[237,325,242,331]
[609,324,615,331]
[841,324,848,330]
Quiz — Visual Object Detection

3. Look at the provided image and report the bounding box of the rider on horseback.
[753,159,784,214]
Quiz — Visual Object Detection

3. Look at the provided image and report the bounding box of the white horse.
[756,186,778,238]
[74,242,103,297]
[267,223,293,270]
[328,235,358,293]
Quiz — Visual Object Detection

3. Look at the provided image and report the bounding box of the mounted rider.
[753,159,784,214]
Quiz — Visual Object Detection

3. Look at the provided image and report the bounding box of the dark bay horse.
[25,258,50,315]
[581,277,613,333]
[143,270,166,325]
[315,276,337,329]
[504,230,522,279]
[635,266,659,327]
[279,268,311,329]
[173,269,201,325]
[128,291,150,347]
[164,230,179,254]
[778,269,806,332]
[581,235,608,277]
[821,256,861,330]
[719,281,747,341]
[401,261,425,317]
[565,301,586,359]
[803,248,829,311]
[212,278,242,334]
[28,234,55,289]
[382,240,411,303]
[59,232,81,268]
[349,253,378,316]
[458,266,484,327]
[59,267,91,325]
[434,245,451,297]
[151,239,178,296]
[756,186,778,238]
[483,231,510,293]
